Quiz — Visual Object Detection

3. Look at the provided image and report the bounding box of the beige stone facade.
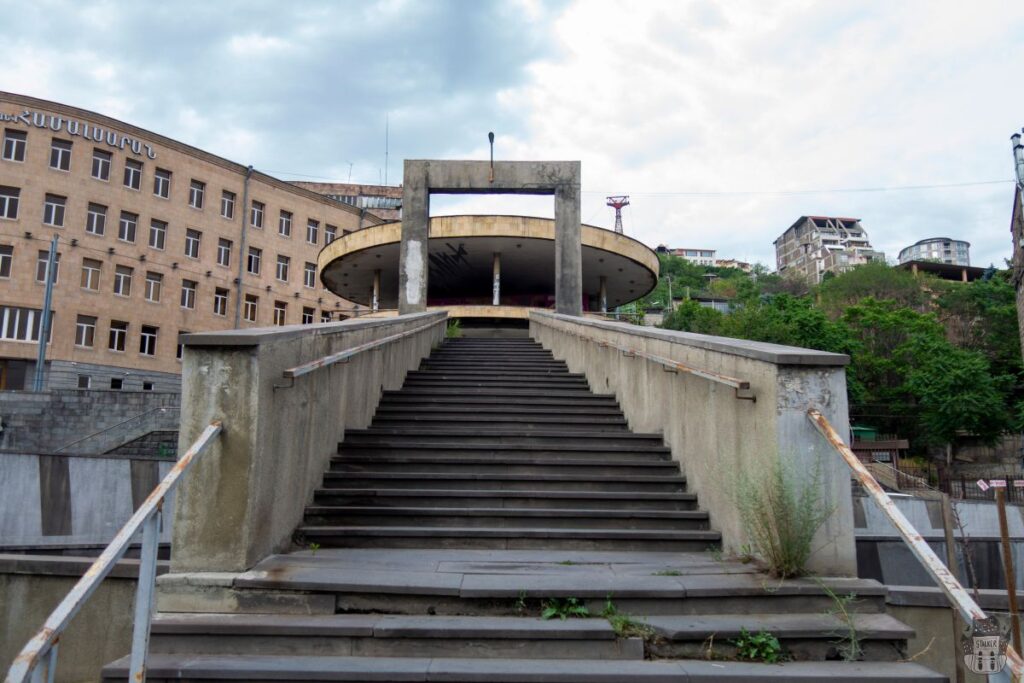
[0,92,383,390]
[774,215,885,284]
[292,182,403,221]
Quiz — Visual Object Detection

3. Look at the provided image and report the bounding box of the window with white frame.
[217,238,231,267]
[306,219,319,245]
[145,272,162,303]
[276,254,289,282]
[250,200,264,228]
[243,294,258,322]
[0,305,45,342]
[221,190,235,219]
[118,211,137,243]
[320,311,331,323]
[35,250,60,284]
[3,129,26,162]
[273,301,287,326]
[325,224,337,244]
[0,186,19,219]
[149,219,166,250]
[108,320,127,351]
[49,139,72,171]
[86,203,106,236]
[177,331,189,361]
[123,159,142,190]
[189,179,205,209]
[80,258,101,290]
[247,246,261,275]
[91,149,111,181]
[302,306,314,324]
[153,168,171,198]
[303,262,316,288]
[213,287,228,316]
[279,210,292,237]
[113,265,133,297]
[180,280,197,309]
[75,315,96,348]
[43,194,66,227]
[0,245,11,277]
[139,325,158,356]
[185,229,201,259]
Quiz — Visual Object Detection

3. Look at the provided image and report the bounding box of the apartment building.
[0,92,382,391]
[898,237,970,266]
[774,216,885,283]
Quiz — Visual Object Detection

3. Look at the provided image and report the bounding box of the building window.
[91,149,111,181]
[35,250,60,284]
[243,294,258,323]
[149,219,166,250]
[250,200,264,229]
[43,194,65,227]
[273,301,287,326]
[86,203,106,236]
[139,325,158,356]
[123,159,142,190]
[0,305,44,342]
[113,265,133,297]
[81,258,101,290]
[325,224,337,244]
[247,246,261,275]
[221,190,235,219]
[108,320,128,352]
[110,377,123,390]
[77,375,91,389]
[276,254,290,282]
[49,139,72,171]
[303,262,316,288]
[321,311,332,323]
[143,381,154,391]
[180,280,197,309]
[216,238,232,267]
[185,229,201,259]
[3,129,26,162]
[0,186,19,219]
[279,210,292,237]
[302,306,314,324]
[0,245,11,277]
[306,219,319,245]
[176,331,189,361]
[153,168,171,198]
[145,272,162,303]
[189,180,205,209]
[118,211,137,243]
[75,315,97,348]
[213,287,228,316]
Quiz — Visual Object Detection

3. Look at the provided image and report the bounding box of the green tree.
[816,262,930,317]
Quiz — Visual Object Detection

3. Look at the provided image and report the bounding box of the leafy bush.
[732,628,783,663]
[445,319,462,338]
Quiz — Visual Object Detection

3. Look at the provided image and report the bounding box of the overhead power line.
[581,179,1015,197]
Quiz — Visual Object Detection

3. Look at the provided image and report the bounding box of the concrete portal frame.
[400,160,582,316]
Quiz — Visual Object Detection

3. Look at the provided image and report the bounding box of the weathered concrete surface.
[171,313,446,573]
[529,311,856,576]
[0,555,161,683]
[400,160,582,315]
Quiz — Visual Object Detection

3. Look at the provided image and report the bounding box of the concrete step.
[372,412,629,427]
[303,506,709,530]
[334,453,673,466]
[312,488,699,511]
[295,525,722,551]
[321,472,687,492]
[102,654,947,682]
[375,403,625,416]
[330,457,677,476]
[380,391,619,405]
[337,443,673,458]
[146,613,642,660]
[344,429,664,448]
[413,365,574,373]
[401,380,593,390]
[383,387,609,399]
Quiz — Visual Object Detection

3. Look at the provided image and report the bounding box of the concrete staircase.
[103,338,945,681]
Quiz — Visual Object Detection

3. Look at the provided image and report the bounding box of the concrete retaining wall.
[529,311,856,576]
[171,312,446,573]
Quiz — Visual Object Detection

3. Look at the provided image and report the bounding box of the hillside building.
[898,237,970,266]
[774,216,885,283]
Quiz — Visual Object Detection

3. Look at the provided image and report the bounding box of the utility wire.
[581,179,1015,197]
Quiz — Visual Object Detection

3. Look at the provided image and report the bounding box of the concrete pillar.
[599,276,607,314]
[492,253,501,306]
[961,268,968,283]
[372,269,381,312]
[554,179,582,316]
[399,169,429,314]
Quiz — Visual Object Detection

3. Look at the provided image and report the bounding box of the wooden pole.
[996,487,1022,653]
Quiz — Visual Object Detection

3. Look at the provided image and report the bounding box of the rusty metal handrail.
[279,317,445,384]
[808,408,1024,682]
[539,320,754,401]
[5,421,223,683]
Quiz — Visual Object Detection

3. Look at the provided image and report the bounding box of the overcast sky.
[2,0,1023,268]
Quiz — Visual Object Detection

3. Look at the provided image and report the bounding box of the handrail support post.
[128,509,161,682]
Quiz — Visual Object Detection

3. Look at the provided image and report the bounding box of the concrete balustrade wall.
[529,311,856,576]
[171,312,446,573]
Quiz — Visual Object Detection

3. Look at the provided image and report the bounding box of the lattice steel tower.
[606,195,629,234]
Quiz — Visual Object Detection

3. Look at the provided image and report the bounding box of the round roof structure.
[318,215,659,316]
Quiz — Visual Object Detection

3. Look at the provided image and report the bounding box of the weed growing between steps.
[732,628,784,663]
[541,597,590,620]
[815,579,863,662]
[734,456,834,578]
[445,319,462,338]
[601,598,657,641]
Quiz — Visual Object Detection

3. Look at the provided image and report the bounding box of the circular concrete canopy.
[319,215,659,313]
